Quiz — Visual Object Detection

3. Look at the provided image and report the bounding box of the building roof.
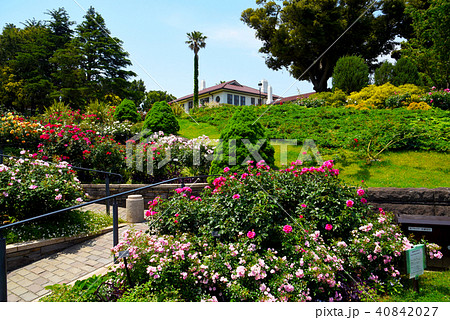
[170,80,281,104]
[270,92,316,105]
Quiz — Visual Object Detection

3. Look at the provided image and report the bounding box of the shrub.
[36,123,125,180]
[142,101,180,135]
[208,108,275,178]
[308,89,347,108]
[125,132,215,183]
[0,155,85,221]
[422,87,450,110]
[347,83,425,108]
[406,101,432,110]
[118,161,442,301]
[392,57,422,86]
[332,55,369,94]
[113,99,140,123]
[374,61,394,86]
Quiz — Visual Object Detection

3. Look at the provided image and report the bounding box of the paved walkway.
[6,204,147,302]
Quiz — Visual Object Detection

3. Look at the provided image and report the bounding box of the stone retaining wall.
[82,183,208,207]
[367,187,449,217]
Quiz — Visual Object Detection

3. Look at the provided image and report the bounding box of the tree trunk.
[193,54,199,108]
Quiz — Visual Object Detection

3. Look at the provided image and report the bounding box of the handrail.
[0,153,123,179]
[0,173,215,301]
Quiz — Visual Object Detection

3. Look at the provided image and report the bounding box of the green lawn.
[380,270,450,302]
[177,118,449,189]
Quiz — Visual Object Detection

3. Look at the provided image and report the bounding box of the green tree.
[186,31,207,108]
[0,23,54,112]
[143,90,176,110]
[242,0,408,92]
[126,79,147,108]
[400,0,449,88]
[332,55,369,94]
[75,7,136,100]
[114,98,140,123]
[209,108,275,177]
[374,61,395,85]
[391,57,421,86]
[142,101,180,135]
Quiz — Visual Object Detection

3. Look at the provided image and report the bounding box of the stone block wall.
[367,187,449,217]
[82,183,208,208]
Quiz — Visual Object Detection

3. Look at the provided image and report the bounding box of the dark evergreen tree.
[332,55,369,94]
[374,61,395,86]
[142,101,180,135]
[75,6,136,100]
[209,108,275,177]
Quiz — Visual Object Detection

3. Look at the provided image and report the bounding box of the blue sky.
[0,0,316,99]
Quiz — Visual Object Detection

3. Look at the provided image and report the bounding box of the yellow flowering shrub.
[406,101,432,110]
[347,83,425,108]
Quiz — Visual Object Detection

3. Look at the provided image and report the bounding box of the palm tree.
[186,31,207,109]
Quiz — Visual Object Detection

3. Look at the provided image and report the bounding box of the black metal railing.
[0,174,214,302]
[0,153,123,215]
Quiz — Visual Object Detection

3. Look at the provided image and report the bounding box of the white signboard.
[406,244,426,279]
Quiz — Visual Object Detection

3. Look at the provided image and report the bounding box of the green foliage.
[241,0,407,92]
[142,90,176,110]
[0,7,136,112]
[422,88,450,110]
[186,31,207,108]
[374,61,394,86]
[113,98,140,123]
[188,102,449,154]
[85,99,114,125]
[5,210,113,245]
[0,156,85,222]
[209,108,275,178]
[392,57,422,86]
[142,101,179,135]
[401,0,450,89]
[347,83,425,109]
[332,56,369,94]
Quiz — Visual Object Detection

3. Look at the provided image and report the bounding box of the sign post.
[406,244,426,293]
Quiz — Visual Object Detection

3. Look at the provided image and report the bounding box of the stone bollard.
[126,194,144,223]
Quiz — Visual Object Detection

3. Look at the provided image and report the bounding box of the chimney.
[200,80,206,91]
[261,79,268,94]
[267,85,273,104]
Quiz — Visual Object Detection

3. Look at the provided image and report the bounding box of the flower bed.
[43,160,443,302]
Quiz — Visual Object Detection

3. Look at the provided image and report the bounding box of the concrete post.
[126,195,144,223]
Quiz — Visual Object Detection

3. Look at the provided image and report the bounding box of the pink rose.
[232,194,240,200]
[346,200,354,207]
[325,224,333,231]
[247,231,256,239]
[283,225,292,233]
[357,188,365,196]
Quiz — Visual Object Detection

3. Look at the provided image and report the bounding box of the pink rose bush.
[0,154,85,221]
[102,160,443,302]
[45,159,442,302]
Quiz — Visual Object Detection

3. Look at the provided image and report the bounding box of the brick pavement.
[6,204,147,302]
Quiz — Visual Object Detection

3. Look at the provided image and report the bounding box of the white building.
[170,80,280,113]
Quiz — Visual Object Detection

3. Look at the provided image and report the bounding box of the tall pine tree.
[75,7,136,100]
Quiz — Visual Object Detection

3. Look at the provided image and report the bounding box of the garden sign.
[406,244,426,279]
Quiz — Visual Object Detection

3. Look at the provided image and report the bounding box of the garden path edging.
[6,223,127,271]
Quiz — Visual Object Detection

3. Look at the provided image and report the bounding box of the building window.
[234,95,239,106]
[188,101,193,109]
[251,97,255,105]
[216,96,220,103]
[240,96,246,106]
[227,94,233,104]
